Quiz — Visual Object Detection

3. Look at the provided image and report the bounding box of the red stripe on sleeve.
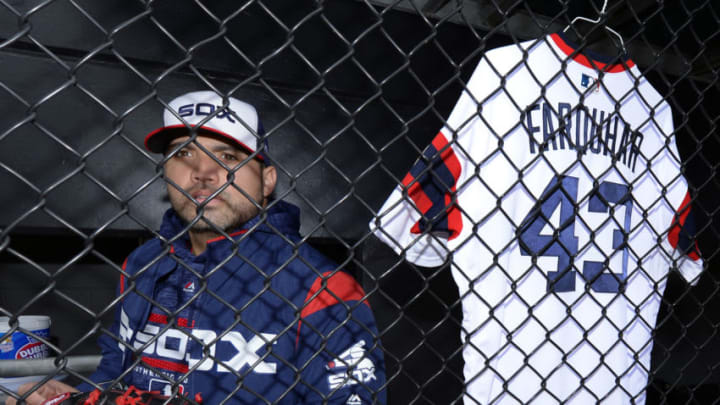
[119,257,128,295]
[434,132,463,240]
[296,272,369,348]
[445,192,463,240]
[301,272,369,319]
[403,172,433,214]
[433,133,462,181]
[404,132,464,239]
[668,191,701,261]
[406,170,431,236]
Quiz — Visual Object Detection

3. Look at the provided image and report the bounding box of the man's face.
[163,134,276,233]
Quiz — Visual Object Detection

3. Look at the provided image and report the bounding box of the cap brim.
[144,124,264,162]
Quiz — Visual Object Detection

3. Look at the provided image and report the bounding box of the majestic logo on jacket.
[346,394,362,405]
[326,340,376,390]
[118,309,277,375]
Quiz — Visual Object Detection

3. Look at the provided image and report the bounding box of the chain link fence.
[0,0,718,404]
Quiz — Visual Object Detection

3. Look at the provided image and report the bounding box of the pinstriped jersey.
[370,33,703,405]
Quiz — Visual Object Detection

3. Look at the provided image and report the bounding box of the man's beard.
[168,186,261,233]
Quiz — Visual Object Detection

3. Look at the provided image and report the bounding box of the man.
[10,91,385,405]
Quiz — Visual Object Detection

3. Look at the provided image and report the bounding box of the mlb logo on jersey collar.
[581,73,600,93]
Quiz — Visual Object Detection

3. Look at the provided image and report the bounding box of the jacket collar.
[157,199,302,254]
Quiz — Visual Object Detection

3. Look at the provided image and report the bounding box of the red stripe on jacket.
[141,356,189,374]
[148,313,195,328]
[119,257,128,295]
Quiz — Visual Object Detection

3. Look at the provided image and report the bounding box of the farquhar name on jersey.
[525,102,645,171]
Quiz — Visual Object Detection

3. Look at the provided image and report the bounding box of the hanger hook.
[562,0,627,55]
[599,0,609,16]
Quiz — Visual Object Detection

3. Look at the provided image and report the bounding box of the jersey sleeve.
[370,54,501,266]
[294,271,386,404]
[656,109,704,284]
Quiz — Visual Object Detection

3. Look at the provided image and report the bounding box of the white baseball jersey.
[370,33,703,405]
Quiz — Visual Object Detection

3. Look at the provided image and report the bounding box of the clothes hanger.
[563,0,627,55]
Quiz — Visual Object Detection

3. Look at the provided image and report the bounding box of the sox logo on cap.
[144,91,267,162]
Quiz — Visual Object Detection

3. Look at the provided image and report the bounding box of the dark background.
[0,0,717,403]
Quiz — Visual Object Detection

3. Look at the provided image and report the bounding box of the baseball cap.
[144,91,268,162]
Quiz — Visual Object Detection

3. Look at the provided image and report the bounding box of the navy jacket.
[79,201,386,404]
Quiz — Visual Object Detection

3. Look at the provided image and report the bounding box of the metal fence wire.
[0,0,718,404]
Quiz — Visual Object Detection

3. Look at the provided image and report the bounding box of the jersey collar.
[549,32,636,73]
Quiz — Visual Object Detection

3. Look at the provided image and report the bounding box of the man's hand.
[5,380,78,405]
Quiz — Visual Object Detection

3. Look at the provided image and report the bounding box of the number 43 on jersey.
[519,175,633,293]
